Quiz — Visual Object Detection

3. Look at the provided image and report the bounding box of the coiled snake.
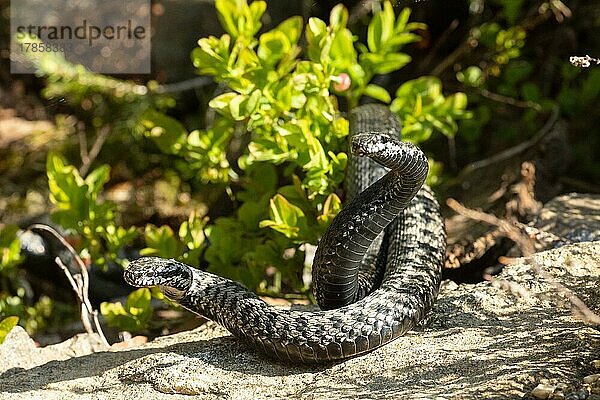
[124,104,446,363]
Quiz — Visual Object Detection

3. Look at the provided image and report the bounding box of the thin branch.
[79,124,111,176]
[447,135,457,172]
[419,19,460,72]
[457,106,559,178]
[522,256,600,325]
[154,76,213,94]
[478,88,542,110]
[446,198,535,253]
[431,36,478,77]
[77,121,88,167]
[482,271,534,303]
[27,224,109,347]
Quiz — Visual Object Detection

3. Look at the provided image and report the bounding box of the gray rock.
[0,326,107,376]
[531,383,556,399]
[534,193,600,245]
[1,241,599,399]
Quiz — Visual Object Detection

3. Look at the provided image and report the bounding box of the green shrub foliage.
[7,0,472,333]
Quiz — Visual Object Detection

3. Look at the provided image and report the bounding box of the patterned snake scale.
[124,104,446,363]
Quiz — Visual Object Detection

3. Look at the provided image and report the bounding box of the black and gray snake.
[124,104,446,363]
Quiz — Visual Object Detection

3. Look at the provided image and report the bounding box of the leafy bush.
[100,288,152,332]
[0,225,23,274]
[5,0,471,333]
[166,0,469,294]
[46,153,138,267]
[0,227,56,333]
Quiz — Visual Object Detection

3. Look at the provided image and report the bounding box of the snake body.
[124,104,446,363]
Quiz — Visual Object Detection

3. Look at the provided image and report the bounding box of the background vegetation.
[0,0,598,342]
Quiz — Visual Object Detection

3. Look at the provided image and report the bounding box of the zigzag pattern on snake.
[124,104,446,363]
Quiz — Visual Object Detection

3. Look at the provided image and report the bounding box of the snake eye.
[350,141,364,156]
[350,134,372,156]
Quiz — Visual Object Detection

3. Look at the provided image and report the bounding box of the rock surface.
[533,193,600,245]
[1,241,599,400]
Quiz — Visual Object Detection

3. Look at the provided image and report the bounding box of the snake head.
[350,133,427,178]
[351,133,405,159]
[124,257,193,300]
[351,133,400,156]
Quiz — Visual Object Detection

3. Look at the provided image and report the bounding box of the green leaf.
[247,1,267,37]
[140,109,188,154]
[191,35,231,76]
[395,7,411,32]
[502,61,533,86]
[0,316,19,345]
[391,76,470,144]
[386,32,421,48]
[317,193,342,226]
[179,213,207,253]
[210,91,260,121]
[259,194,310,241]
[84,165,110,195]
[126,287,152,312]
[306,18,328,61]
[380,1,395,46]
[215,0,266,40]
[329,4,348,31]
[47,152,83,205]
[328,151,348,186]
[46,152,113,231]
[364,84,391,103]
[141,225,183,258]
[209,92,237,112]
[215,0,240,38]
[242,162,278,197]
[520,83,541,102]
[367,5,383,52]
[258,30,291,64]
[238,195,269,231]
[332,117,349,138]
[0,225,24,271]
[374,52,411,75]
[367,0,394,52]
[204,217,247,267]
[277,175,313,215]
[580,69,600,106]
[446,92,469,112]
[276,16,303,46]
[103,224,139,254]
[494,0,524,24]
[330,28,356,63]
[100,288,152,332]
[247,138,294,164]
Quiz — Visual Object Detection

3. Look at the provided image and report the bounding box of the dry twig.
[477,88,542,111]
[79,124,111,176]
[27,224,110,347]
[446,199,600,325]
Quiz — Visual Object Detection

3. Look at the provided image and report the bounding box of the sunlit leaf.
[0,317,19,345]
